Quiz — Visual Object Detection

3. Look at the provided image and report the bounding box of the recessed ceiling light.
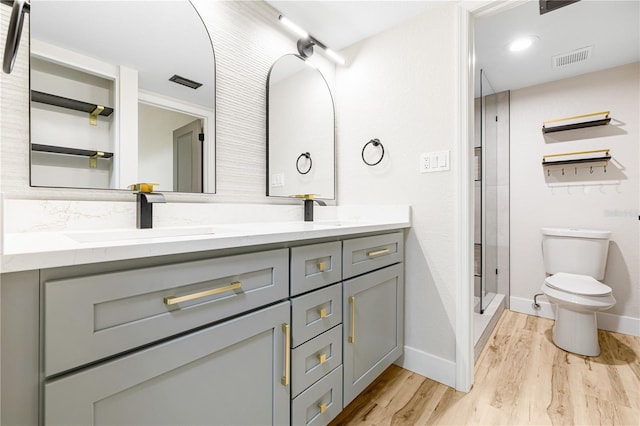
[508,36,539,52]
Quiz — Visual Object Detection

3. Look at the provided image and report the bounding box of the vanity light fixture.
[507,36,538,52]
[169,74,202,89]
[278,15,308,38]
[278,15,346,65]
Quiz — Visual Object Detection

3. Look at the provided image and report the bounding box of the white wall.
[510,63,640,335]
[336,3,466,387]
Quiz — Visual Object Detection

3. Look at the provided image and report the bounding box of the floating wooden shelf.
[31,90,114,125]
[542,111,610,133]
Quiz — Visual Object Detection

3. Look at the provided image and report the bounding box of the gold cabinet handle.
[318,402,327,414]
[317,260,327,272]
[317,353,327,364]
[318,307,327,318]
[367,248,390,257]
[281,323,290,386]
[348,296,355,343]
[163,281,241,306]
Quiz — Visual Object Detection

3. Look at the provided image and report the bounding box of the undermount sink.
[65,226,220,243]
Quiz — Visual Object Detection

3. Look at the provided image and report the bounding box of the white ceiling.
[474,0,640,95]
[265,0,640,95]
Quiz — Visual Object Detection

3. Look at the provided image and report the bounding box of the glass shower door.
[475,70,498,314]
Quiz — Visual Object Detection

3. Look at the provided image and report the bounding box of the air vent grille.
[553,46,592,68]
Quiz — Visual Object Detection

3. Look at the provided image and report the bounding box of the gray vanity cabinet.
[45,301,291,426]
[342,233,404,406]
[290,243,344,426]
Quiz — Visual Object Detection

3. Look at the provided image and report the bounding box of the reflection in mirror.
[29,0,215,193]
[267,54,335,199]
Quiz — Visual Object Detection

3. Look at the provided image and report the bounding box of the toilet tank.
[541,228,611,280]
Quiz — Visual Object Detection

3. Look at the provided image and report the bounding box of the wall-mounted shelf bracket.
[89,105,105,126]
[31,90,114,126]
[542,111,610,133]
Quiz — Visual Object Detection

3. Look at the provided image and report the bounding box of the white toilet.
[541,227,616,356]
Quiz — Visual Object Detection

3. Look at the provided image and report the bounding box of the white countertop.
[1,218,410,273]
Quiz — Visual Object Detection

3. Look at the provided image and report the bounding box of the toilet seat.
[545,272,611,296]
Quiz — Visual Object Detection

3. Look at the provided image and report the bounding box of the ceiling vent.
[552,46,592,68]
[169,74,202,89]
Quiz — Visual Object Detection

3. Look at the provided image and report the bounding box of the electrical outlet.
[419,153,430,173]
[271,173,285,187]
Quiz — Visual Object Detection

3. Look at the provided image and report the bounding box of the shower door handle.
[2,0,30,74]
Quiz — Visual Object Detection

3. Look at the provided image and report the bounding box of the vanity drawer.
[291,242,342,296]
[291,325,342,397]
[44,248,288,376]
[342,232,403,279]
[292,283,342,347]
[292,365,343,426]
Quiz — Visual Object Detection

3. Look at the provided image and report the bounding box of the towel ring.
[362,138,384,166]
[296,152,312,175]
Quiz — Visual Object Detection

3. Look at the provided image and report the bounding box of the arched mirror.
[29,0,215,193]
[267,54,335,199]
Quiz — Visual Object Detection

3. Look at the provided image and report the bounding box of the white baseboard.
[396,345,456,388]
[597,311,640,337]
[510,296,640,337]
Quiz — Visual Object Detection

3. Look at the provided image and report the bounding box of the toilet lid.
[545,272,612,296]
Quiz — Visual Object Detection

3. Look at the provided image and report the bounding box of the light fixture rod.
[278,14,345,65]
[278,15,308,38]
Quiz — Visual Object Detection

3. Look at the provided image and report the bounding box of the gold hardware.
[317,353,327,364]
[89,151,104,169]
[318,308,327,318]
[367,248,390,257]
[317,261,327,272]
[542,149,610,160]
[128,183,160,193]
[348,296,355,343]
[293,194,315,200]
[318,403,327,414]
[543,111,609,126]
[281,323,290,386]
[89,105,104,126]
[163,281,242,306]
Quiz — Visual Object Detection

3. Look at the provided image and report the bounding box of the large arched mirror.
[267,54,335,199]
[29,0,215,193]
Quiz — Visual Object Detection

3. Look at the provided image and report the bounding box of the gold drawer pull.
[318,308,327,318]
[367,248,390,257]
[281,323,290,386]
[163,281,242,306]
[348,296,355,343]
[317,353,327,364]
[317,261,327,272]
[318,402,327,414]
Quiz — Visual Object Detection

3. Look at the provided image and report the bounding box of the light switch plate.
[420,150,450,173]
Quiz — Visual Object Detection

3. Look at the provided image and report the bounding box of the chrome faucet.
[130,184,166,229]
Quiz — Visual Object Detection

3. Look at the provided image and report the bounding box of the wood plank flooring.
[330,310,640,425]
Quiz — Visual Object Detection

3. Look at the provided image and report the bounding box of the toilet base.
[552,306,600,357]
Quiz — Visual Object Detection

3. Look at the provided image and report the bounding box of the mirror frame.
[266,54,336,200]
[28,0,217,194]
